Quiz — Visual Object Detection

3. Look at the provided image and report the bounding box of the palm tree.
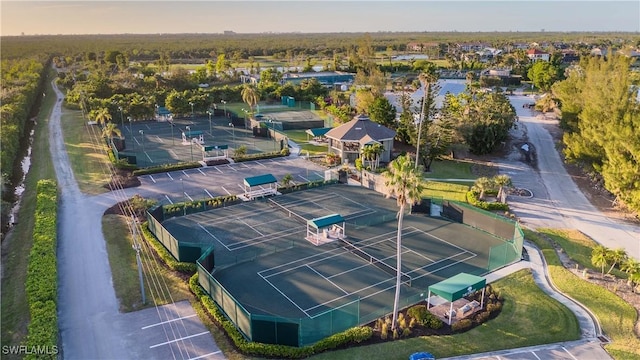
[94,107,112,126]
[383,154,424,331]
[606,248,627,275]
[630,272,640,293]
[241,84,260,113]
[472,177,494,200]
[620,258,640,286]
[102,122,122,144]
[370,142,384,170]
[591,245,609,275]
[494,174,512,203]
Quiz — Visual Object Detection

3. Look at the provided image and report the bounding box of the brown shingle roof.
[325,114,396,143]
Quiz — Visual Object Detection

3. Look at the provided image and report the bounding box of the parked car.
[409,352,435,360]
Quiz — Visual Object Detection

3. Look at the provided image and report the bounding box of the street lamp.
[268,119,276,151]
[139,130,145,153]
[221,100,227,117]
[189,102,194,118]
[186,126,193,161]
[128,116,132,134]
[229,123,235,145]
[118,106,124,130]
[207,111,212,134]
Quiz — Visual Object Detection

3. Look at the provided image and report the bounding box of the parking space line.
[227,165,237,172]
[198,169,206,176]
[189,351,222,360]
[182,170,190,178]
[185,192,193,201]
[241,163,250,168]
[141,314,197,330]
[148,175,156,184]
[167,173,174,180]
[221,186,231,195]
[562,347,578,360]
[298,174,309,182]
[256,161,267,168]
[149,331,209,349]
[237,184,245,192]
[214,167,223,174]
[204,189,214,198]
[164,195,173,204]
[531,351,541,360]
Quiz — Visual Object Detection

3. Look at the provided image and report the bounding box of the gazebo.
[427,273,486,325]
[306,214,345,245]
[242,174,279,200]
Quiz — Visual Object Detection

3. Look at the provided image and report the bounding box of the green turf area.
[308,269,580,360]
[1,71,57,358]
[60,108,111,194]
[284,129,328,154]
[525,229,640,358]
[421,181,470,202]
[103,215,191,312]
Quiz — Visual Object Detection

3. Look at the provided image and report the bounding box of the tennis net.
[340,238,411,286]
[268,198,308,225]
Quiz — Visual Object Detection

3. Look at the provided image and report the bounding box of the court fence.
[197,247,428,347]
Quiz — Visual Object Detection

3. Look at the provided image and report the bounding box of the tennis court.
[165,185,507,325]
[115,114,281,167]
[256,109,325,130]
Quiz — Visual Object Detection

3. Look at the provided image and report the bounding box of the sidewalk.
[440,242,610,360]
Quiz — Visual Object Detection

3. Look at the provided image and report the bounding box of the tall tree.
[368,97,397,129]
[383,154,424,331]
[591,245,609,275]
[415,66,440,170]
[527,61,561,92]
[102,122,122,144]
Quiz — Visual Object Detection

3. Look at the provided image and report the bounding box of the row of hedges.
[189,274,372,358]
[24,179,59,359]
[232,148,289,163]
[466,190,509,211]
[132,161,202,176]
[141,222,197,274]
[162,195,240,220]
[278,179,338,194]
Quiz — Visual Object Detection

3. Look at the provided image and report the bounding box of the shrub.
[402,327,412,337]
[474,311,491,323]
[407,305,429,325]
[141,223,196,274]
[451,319,473,332]
[466,190,509,211]
[133,162,201,176]
[427,316,444,329]
[486,302,502,313]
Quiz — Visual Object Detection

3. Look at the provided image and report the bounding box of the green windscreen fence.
[146,210,204,262]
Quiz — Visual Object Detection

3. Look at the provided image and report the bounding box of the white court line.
[197,223,231,250]
[189,351,222,360]
[135,137,141,145]
[167,173,174,180]
[239,218,264,236]
[259,273,310,317]
[141,314,197,329]
[221,186,232,195]
[155,135,164,143]
[214,167,223,174]
[149,331,209,349]
[145,124,151,130]
[307,265,348,295]
[145,152,153,163]
[184,192,193,201]
[182,170,190,178]
[148,175,156,184]
[204,189,213,198]
[169,149,178,158]
[164,195,173,204]
[197,168,206,176]
[562,347,579,360]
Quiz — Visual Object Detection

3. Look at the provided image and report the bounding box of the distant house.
[406,42,439,52]
[325,114,395,164]
[526,48,550,62]
[457,42,491,52]
[560,49,580,63]
[591,47,608,57]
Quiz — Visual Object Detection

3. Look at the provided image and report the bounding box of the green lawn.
[284,129,328,154]
[1,71,57,358]
[59,107,111,194]
[525,230,640,359]
[103,215,191,312]
[309,269,580,360]
[421,181,470,202]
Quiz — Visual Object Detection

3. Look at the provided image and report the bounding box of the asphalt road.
[497,94,640,259]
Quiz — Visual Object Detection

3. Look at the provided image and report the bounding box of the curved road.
[498,94,640,259]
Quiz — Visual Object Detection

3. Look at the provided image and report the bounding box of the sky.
[1,1,639,36]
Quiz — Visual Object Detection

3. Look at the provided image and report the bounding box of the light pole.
[128,116,132,134]
[139,130,145,152]
[268,119,276,151]
[189,102,194,118]
[186,126,193,161]
[207,111,212,134]
[229,123,235,145]
[130,217,146,305]
[221,100,227,117]
[118,106,124,130]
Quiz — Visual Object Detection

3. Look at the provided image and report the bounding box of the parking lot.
[138,156,329,204]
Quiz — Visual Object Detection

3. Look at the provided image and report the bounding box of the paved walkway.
[441,243,610,360]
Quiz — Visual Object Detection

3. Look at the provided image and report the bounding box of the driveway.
[497,94,640,259]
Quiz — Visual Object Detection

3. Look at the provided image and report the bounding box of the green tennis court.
[114,114,282,167]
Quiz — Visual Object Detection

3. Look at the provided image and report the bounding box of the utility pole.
[415,79,427,170]
[130,217,146,305]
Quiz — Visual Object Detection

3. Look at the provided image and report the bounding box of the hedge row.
[141,222,196,274]
[24,179,58,359]
[466,190,509,211]
[232,149,289,163]
[132,161,202,176]
[162,195,240,219]
[189,274,372,358]
[278,179,338,194]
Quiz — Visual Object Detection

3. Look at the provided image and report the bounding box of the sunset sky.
[2,1,639,36]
